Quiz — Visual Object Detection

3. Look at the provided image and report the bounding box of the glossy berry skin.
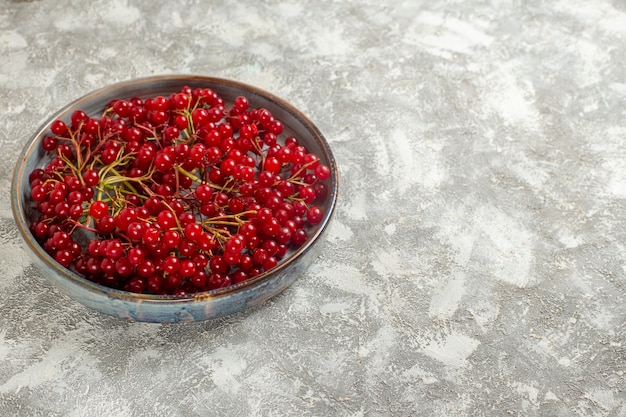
[89,201,108,219]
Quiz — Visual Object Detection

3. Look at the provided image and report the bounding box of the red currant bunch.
[27,86,331,295]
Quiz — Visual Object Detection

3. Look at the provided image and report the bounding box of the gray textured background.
[1,0,625,416]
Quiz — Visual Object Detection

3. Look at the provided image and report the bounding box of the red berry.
[306,206,324,225]
[209,255,229,275]
[50,120,68,136]
[142,227,161,245]
[298,186,316,203]
[264,157,281,173]
[154,152,174,172]
[233,96,249,112]
[96,215,116,233]
[163,255,180,274]
[89,201,108,219]
[83,169,99,187]
[179,259,196,278]
[41,136,58,152]
[315,164,331,180]
[54,249,74,267]
[157,210,177,229]
[184,223,203,241]
[71,110,89,129]
[162,230,181,249]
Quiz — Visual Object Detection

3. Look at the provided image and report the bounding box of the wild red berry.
[89,201,108,219]
[306,206,324,225]
[50,120,68,136]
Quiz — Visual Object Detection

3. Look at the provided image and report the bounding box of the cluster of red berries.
[27,86,330,295]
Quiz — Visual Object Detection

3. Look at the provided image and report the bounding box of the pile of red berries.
[27,86,330,295]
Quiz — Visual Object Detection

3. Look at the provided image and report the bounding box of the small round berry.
[209,255,229,275]
[83,169,99,187]
[298,186,316,204]
[157,210,177,229]
[292,229,308,246]
[96,215,116,233]
[89,201,108,219]
[50,120,68,136]
[41,136,58,152]
[233,96,249,113]
[163,255,180,274]
[162,230,181,249]
[306,206,324,225]
[315,164,331,180]
[154,152,174,172]
[184,223,203,241]
[71,110,89,129]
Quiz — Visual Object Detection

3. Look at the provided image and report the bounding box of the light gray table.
[0,1,624,416]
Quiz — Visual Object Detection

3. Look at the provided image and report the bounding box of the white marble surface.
[1,0,625,416]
